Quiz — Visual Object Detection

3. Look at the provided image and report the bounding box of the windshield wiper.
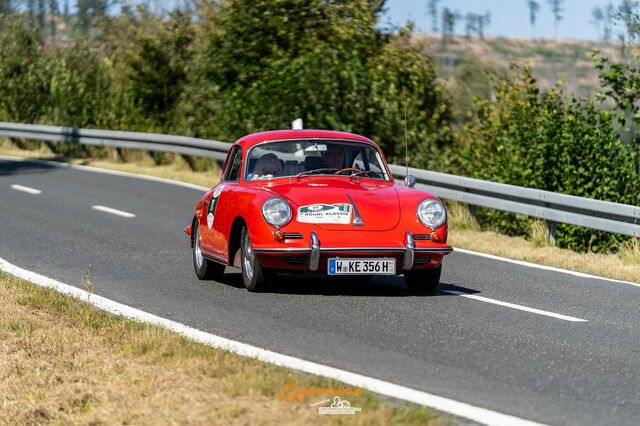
[296,168,340,179]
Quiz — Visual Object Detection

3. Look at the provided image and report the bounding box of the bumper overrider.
[253,231,453,273]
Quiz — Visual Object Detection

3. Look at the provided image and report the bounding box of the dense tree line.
[0,0,638,252]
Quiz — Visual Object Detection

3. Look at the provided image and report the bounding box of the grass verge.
[0,272,442,425]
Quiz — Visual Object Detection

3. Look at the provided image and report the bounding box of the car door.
[201,146,242,257]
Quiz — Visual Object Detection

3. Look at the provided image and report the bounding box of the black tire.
[192,220,225,280]
[240,226,274,292]
[404,265,441,294]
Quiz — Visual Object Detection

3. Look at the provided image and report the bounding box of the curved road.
[1,157,639,425]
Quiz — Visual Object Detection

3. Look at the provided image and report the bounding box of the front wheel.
[404,266,441,294]
[192,221,225,280]
[241,226,274,292]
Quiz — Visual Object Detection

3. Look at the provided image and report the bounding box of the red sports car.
[185,130,452,292]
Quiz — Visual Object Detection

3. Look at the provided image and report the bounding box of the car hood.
[265,178,401,231]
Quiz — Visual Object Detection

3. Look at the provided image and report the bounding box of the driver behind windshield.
[323,144,347,169]
[251,153,283,180]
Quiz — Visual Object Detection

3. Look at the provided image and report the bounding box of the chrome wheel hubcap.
[194,227,203,269]
[243,234,254,280]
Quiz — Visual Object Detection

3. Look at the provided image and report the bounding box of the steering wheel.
[335,167,363,175]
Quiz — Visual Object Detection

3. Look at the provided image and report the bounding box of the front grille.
[414,255,431,265]
[283,256,308,265]
[283,232,303,239]
[412,234,431,241]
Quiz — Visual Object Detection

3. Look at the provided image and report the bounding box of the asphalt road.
[1,157,639,425]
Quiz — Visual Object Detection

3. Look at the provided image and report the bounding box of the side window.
[223,147,243,182]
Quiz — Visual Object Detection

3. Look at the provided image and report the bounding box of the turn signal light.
[274,230,285,242]
[430,231,440,242]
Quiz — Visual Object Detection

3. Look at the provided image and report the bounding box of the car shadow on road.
[0,158,63,176]
[215,270,481,297]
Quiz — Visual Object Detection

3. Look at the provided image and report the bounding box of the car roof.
[234,129,376,150]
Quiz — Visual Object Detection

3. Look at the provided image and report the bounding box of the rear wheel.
[192,221,225,280]
[404,266,441,294]
[241,226,274,292]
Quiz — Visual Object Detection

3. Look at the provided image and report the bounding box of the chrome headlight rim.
[261,197,292,228]
[417,198,447,229]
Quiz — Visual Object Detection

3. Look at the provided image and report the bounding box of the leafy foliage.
[462,64,640,251]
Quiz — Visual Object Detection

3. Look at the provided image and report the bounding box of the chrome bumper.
[253,231,453,271]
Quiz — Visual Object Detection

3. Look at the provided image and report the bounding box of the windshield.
[245,140,389,181]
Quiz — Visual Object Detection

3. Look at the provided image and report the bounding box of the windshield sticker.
[297,203,353,224]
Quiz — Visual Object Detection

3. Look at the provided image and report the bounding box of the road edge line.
[0,256,546,426]
[454,248,640,288]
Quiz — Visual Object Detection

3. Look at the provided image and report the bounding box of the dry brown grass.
[619,238,640,265]
[449,228,640,284]
[446,201,640,283]
[0,138,219,188]
[0,273,442,425]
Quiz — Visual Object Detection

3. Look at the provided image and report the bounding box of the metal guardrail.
[1,121,639,239]
[389,166,640,240]
[0,122,230,161]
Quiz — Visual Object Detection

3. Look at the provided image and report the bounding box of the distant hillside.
[416,34,637,96]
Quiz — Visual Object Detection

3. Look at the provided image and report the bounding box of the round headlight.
[262,197,292,227]
[417,199,447,229]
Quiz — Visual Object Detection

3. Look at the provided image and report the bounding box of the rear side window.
[223,147,243,182]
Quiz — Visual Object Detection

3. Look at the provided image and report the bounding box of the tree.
[547,0,564,38]
[368,0,386,15]
[464,13,476,39]
[616,0,640,40]
[591,6,604,40]
[526,0,540,38]
[49,0,59,37]
[27,0,36,23]
[441,7,459,45]
[0,0,16,13]
[183,0,452,168]
[477,11,490,39]
[427,0,440,33]
[76,0,110,33]
[37,0,45,31]
[604,3,614,41]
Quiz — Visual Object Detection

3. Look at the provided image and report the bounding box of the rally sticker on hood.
[297,203,352,224]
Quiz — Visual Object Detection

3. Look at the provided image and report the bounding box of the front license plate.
[328,258,395,275]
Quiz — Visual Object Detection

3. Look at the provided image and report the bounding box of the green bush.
[462,64,640,252]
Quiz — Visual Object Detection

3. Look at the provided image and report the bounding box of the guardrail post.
[468,204,477,221]
[547,221,557,246]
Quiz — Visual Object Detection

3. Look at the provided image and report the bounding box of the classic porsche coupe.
[185,130,453,292]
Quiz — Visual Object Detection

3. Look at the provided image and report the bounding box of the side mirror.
[404,175,416,188]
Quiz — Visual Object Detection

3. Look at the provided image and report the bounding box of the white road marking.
[443,290,588,322]
[11,184,42,195]
[92,205,136,218]
[454,248,640,288]
[0,256,547,426]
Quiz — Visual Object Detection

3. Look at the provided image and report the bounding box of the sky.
[381,0,625,41]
